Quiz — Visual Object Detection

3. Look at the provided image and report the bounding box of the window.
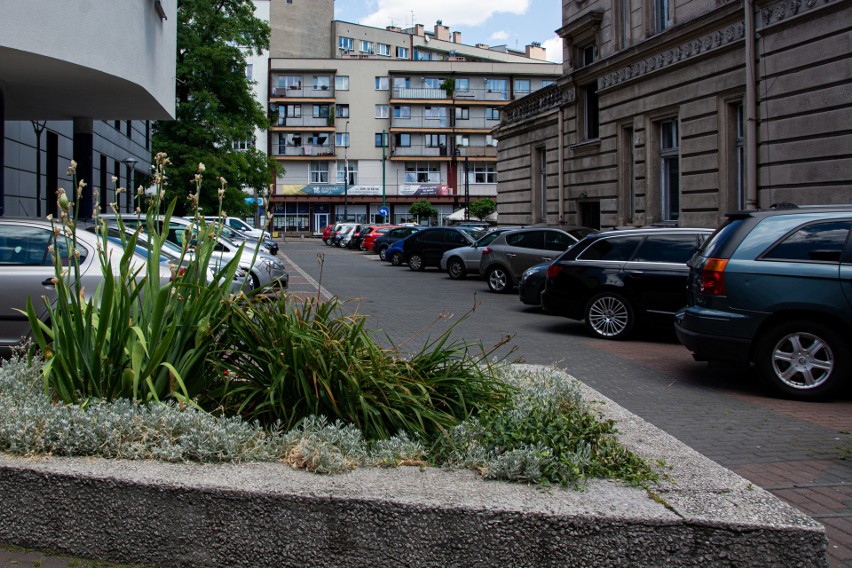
[338,36,354,52]
[456,135,470,147]
[310,162,329,184]
[312,104,331,118]
[278,75,301,90]
[762,221,852,263]
[423,77,441,89]
[336,104,349,118]
[506,231,545,249]
[542,80,556,88]
[424,134,447,148]
[486,107,500,121]
[393,77,410,90]
[404,162,441,183]
[734,103,745,210]
[617,0,631,48]
[396,46,409,59]
[455,107,469,120]
[424,106,447,120]
[544,231,574,252]
[313,75,330,90]
[485,78,508,98]
[514,79,530,94]
[454,78,469,92]
[578,44,597,67]
[277,104,300,126]
[232,139,255,151]
[335,76,349,91]
[393,105,411,119]
[654,0,670,33]
[394,133,411,147]
[659,120,680,221]
[485,135,498,147]
[360,40,374,53]
[375,105,389,118]
[245,64,253,80]
[634,234,703,263]
[466,164,497,184]
[578,236,643,261]
[337,161,358,185]
[375,76,388,90]
[581,82,599,139]
[375,132,388,147]
[377,43,390,56]
[335,132,349,147]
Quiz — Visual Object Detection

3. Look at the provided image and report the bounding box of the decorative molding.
[757,0,838,29]
[502,87,575,126]
[598,21,745,91]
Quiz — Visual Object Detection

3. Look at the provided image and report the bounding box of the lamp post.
[124,157,137,213]
[31,121,46,217]
[381,129,387,221]
[343,120,349,221]
[458,146,470,221]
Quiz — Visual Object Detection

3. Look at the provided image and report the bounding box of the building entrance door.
[313,212,329,235]
[579,200,601,230]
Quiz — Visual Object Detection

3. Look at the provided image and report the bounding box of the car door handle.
[627,270,644,277]
[507,253,517,258]
[541,257,552,262]
[42,278,56,286]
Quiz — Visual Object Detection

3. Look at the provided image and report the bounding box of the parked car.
[480,226,595,293]
[361,225,398,252]
[372,226,420,260]
[675,206,852,400]
[197,217,278,256]
[203,215,275,242]
[518,262,551,308]
[321,224,334,244]
[440,227,524,279]
[541,227,713,340]
[328,223,359,248]
[0,218,172,356]
[337,224,364,248]
[394,227,477,271]
[348,224,377,250]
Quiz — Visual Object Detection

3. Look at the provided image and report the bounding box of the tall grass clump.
[205,294,514,441]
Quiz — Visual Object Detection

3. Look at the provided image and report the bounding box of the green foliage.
[440,78,455,96]
[24,156,244,405]
[205,295,513,441]
[409,200,437,223]
[434,367,658,488]
[467,198,496,221]
[153,0,278,216]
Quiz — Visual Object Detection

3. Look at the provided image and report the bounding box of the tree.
[153,0,278,218]
[468,198,496,221]
[409,200,437,224]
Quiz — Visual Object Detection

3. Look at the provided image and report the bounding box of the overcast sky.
[333,0,564,63]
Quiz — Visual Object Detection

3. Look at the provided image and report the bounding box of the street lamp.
[343,120,349,221]
[456,144,470,221]
[124,157,137,213]
[31,121,46,217]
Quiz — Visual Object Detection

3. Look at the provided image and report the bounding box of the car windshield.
[475,231,505,247]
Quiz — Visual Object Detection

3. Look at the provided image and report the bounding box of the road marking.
[279,251,334,301]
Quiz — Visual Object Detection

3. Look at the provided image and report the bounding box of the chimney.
[525,42,546,61]
[452,31,462,44]
[386,25,402,33]
[414,24,425,36]
[433,20,450,41]
[475,43,490,50]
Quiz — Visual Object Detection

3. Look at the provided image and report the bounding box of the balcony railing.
[274,116,334,128]
[390,116,499,129]
[391,144,450,157]
[392,87,510,102]
[271,86,334,98]
[271,144,336,157]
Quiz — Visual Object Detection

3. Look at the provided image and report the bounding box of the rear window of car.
[544,231,574,252]
[760,220,852,263]
[578,235,642,261]
[506,231,545,249]
[697,219,745,259]
[633,233,703,264]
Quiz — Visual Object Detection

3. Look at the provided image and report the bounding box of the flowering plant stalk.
[24,155,246,405]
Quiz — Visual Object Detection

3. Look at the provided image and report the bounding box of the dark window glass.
[579,236,643,261]
[633,234,701,263]
[446,230,469,244]
[544,231,574,251]
[424,230,445,243]
[763,221,852,263]
[505,231,545,249]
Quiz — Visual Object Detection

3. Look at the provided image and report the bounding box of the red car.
[361,225,398,252]
[321,224,334,244]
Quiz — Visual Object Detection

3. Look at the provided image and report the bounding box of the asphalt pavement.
[2,237,850,567]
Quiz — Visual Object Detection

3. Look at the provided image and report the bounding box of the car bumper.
[674,307,752,364]
[540,290,583,319]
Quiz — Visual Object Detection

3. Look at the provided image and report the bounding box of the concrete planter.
[0,367,827,567]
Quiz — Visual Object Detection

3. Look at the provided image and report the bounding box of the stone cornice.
[757,0,840,29]
[500,86,575,127]
[598,21,745,91]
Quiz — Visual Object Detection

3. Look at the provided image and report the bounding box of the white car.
[203,215,273,241]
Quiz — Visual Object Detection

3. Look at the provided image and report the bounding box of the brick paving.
[2,238,850,567]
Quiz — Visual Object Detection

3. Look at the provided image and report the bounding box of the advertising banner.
[277,184,382,196]
[398,185,450,196]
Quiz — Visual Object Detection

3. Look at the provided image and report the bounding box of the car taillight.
[699,258,728,295]
[482,247,492,255]
[546,264,564,278]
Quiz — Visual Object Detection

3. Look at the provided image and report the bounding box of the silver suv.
[479,226,595,293]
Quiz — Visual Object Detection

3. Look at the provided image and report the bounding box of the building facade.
[494,0,851,230]
[266,2,561,235]
[0,1,177,218]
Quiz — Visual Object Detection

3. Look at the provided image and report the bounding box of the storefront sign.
[399,185,450,196]
[277,184,382,196]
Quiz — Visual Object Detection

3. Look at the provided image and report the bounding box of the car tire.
[249,271,261,291]
[755,320,849,401]
[378,246,389,261]
[447,257,466,280]
[584,291,634,340]
[408,253,425,271]
[390,251,402,266]
[487,265,512,293]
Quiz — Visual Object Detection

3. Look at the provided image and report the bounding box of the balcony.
[390,116,499,130]
[391,87,511,103]
[390,144,450,158]
[271,86,334,99]
[273,116,334,129]
[271,144,336,158]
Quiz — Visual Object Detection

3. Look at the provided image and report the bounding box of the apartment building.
[266,1,560,235]
[494,0,851,229]
[1,1,176,219]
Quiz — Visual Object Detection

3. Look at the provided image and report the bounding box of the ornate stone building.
[494,0,851,229]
